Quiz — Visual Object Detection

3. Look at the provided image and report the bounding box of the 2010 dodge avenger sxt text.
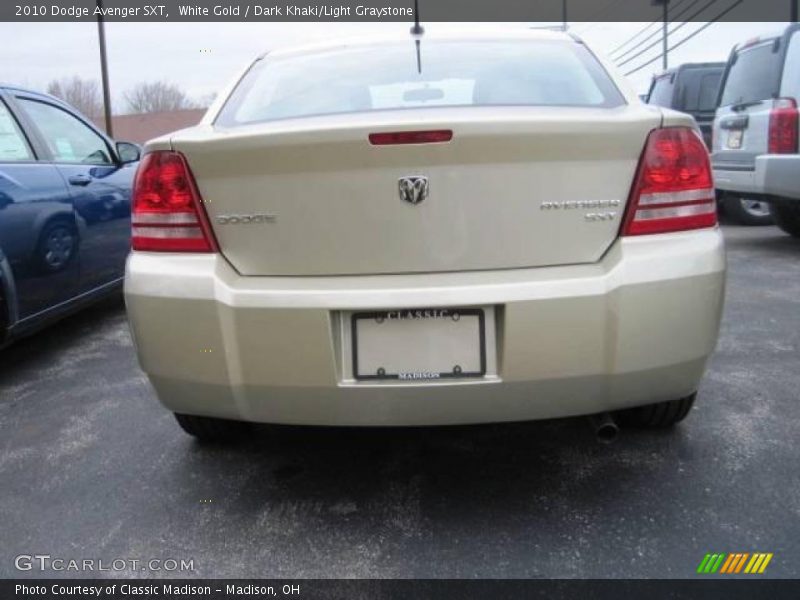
[123,29,726,441]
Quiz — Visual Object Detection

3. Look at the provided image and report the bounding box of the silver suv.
[712,24,800,237]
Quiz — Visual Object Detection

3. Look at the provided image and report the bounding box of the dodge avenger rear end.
[124,29,726,441]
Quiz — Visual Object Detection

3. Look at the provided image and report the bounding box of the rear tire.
[772,203,800,238]
[174,413,252,443]
[35,219,78,273]
[617,393,696,428]
[723,196,773,226]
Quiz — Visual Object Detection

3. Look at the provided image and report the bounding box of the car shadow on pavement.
[175,416,688,529]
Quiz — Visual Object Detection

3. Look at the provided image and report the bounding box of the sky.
[0,21,789,113]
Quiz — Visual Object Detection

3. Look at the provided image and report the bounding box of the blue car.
[0,85,138,346]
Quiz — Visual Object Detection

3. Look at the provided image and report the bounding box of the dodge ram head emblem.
[398,176,429,205]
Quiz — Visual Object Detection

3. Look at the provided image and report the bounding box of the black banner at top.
[2,0,799,22]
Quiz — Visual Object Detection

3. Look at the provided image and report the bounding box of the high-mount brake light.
[622,127,717,236]
[131,151,217,252]
[369,130,453,145]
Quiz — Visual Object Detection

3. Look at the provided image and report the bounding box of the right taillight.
[131,151,217,252]
[768,98,799,154]
[622,127,717,236]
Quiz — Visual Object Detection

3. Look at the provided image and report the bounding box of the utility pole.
[652,0,670,70]
[562,0,568,31]
[662,0,668,69]
[96,0,113,137]
[792,0,798,22]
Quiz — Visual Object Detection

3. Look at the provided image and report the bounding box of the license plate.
[351,308,486,381]
[727,129,743,149]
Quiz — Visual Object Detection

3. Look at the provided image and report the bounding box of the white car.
[124,29,726,442]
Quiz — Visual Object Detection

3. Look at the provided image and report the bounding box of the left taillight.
[131,151,217,252]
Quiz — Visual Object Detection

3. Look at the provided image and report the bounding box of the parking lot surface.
[2,225,799,578]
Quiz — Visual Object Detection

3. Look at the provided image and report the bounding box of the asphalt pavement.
[1,224,799,578]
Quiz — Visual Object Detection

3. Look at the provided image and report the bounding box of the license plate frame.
[351,308,486,381]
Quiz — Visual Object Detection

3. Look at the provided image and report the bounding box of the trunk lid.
[173,106,660,276]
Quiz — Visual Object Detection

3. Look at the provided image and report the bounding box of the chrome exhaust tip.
[589,412,619,444]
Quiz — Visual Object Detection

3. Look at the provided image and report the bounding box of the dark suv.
[647,62,772,226]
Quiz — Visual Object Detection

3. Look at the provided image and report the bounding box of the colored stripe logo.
[697,553,773,574]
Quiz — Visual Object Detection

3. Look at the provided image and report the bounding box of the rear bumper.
[124,230,726,426]
[713,154,800,201]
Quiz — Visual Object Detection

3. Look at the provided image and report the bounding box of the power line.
[616,0,719,68]
[607,0,693,58]
[623,0,744,77]
[613,0,705,62]
[608,22,661,58]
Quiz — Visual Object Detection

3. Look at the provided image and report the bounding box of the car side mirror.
[116,141,141,164]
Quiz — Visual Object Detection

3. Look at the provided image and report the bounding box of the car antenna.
[410,0,424,36]
[410,0,424,74]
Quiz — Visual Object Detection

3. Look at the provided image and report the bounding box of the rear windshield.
[647,74,675,107]
[216,40,626,126]
[681,69,722,112]
[720,42,782,107]
[693,72,722,111]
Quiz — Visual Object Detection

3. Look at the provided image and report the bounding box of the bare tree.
[46,77,103,118]
[124,81,196,113]
[196,92,217,108]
